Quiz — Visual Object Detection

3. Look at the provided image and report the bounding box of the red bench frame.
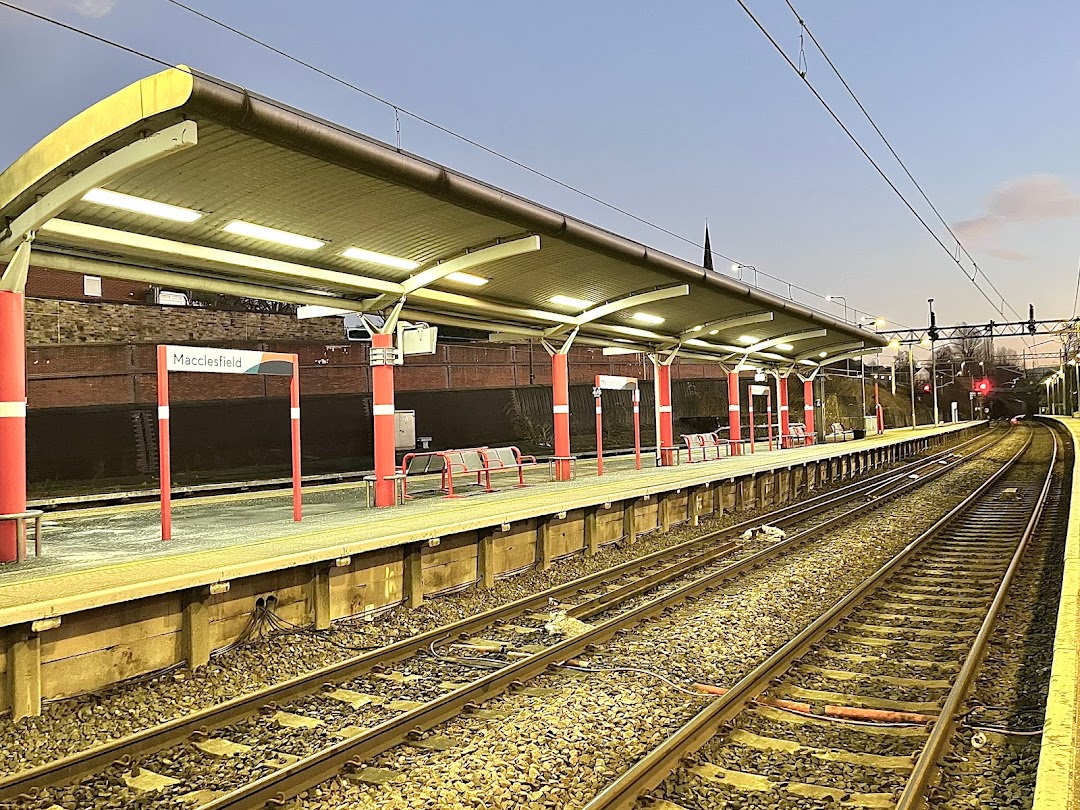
[681,432,728,463]
[781,422,814,448]
[400,445,537,499]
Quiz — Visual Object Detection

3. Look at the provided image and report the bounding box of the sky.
[1,0,1078,363]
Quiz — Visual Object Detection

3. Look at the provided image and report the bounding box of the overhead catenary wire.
[780,0,1025,328]
[734,0,1022,329]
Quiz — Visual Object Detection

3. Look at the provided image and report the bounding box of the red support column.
[778,376,790,448]
[552,353,571,480]
[0,290,26,562]
[727,371,741,455]
[633,388,641,470]
[803,378,815,443]
[371,333,398,507]
[290,363,302,521]
[156,345,172,542]
[595,389,603,476]
[657,362,674,466]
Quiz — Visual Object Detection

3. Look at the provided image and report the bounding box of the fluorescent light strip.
[82,188,203,223]
[445,271,489,286]
[775,343,794,351]
[549,294,594,309]
[738,335,759,344]
[631,312,665,325]
[223,220,325,251]
[342,246,419,271]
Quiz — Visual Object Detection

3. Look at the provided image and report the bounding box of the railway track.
[0,427,1002,810]
[584,422,1057,810]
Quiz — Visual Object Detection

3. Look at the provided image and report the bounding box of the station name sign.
[164,345,295,376]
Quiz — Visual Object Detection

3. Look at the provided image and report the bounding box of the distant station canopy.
[0,66,884,367]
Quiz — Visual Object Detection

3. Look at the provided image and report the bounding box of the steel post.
[802,378,815,441]
[290,364,302,521]
[657,362,674,466]
[371,332,397,506]
[552,352,571,481]
[0,290,26,561]
[156,345,172,541]
[727,371,741,455]
[777,375,789,447]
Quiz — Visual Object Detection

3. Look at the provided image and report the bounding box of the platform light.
[775,343,794,351]
[341,246,419,270]
[82,188,203,223]
[708,329,720,335]
[819,351,828,358]
[888,339,901,349]
[631,312,665,325]
[874,318,887,328]
[689,324,704,332]
[738,335,759,344]
[223,220,325,250]
[549,295,594,309]
[445,271,489,286]
[684,338,711,347]
[920,336,932,346]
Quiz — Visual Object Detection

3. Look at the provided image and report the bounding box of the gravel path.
[291,432,1021,810]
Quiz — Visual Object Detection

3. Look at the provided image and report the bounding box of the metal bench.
[480,446,538,487]
[681,432,728,463]
[781,422,813,448]
[402,446,537,499]
[824,422,854,442]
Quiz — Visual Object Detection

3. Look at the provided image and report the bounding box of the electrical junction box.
[395,410,416,450]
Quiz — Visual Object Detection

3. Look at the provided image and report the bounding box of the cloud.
[46,0,117,18]
[954,173,1080,259]
[988,247,1030,262]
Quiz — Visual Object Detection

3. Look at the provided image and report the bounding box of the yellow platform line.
[1034,416,1080,810]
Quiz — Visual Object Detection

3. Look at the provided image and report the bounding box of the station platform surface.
[0,422,977,627]
[1035,416,1080,810]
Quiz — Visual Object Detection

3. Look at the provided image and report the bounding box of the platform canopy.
[0,66,885,368]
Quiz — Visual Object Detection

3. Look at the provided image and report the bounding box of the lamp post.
[928,299,940,424]
[731,263,758,286]
[825,294,848,323]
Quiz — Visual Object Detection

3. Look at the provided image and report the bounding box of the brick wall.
[25,298,343,346]
[22,297,730,410]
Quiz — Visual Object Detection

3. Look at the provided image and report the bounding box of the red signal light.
[974,378,991,394]
[922,383,931,393]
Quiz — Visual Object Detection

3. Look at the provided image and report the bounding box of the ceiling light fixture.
[549,295,594,309]
[819,351,828,358]
[738,335,759,344]
[82,188,203,223]
[632,312,665,325]
[223,220,325,250]
[341,246,419,270]
[445,271,489,286]
[775,343,794,351]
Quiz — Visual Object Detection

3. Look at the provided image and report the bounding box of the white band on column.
[595,406,602,414]
[290,407,301,419]
[0,401,26,418]
[779,405,789,412]
[553,404,569,414]
[728,404,740,412]
[659,405,672,413]
[372,404,395,416]
[633,406,639,413]
[805,404,813,410]
[157,405,170,420]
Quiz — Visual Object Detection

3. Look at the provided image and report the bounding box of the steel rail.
[896,425,1059,808]
[580,425,1038,810]
[0,427,996,800]
[191,431,1012,810]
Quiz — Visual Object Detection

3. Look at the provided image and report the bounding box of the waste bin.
[852,429,866,440]
[863,415,878,435]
